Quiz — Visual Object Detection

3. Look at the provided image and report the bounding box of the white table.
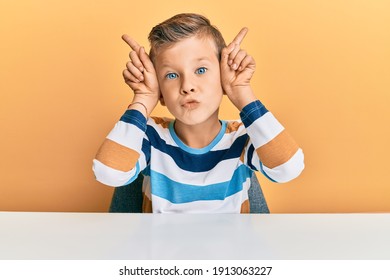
[0,212,389,259]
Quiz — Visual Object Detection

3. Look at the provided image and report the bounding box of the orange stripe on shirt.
[225,121,244,133]
[256,130,299,168]
[150,116,171,129]
[142,193,153,213]
[240,199,250,213]
[95,139,139,172]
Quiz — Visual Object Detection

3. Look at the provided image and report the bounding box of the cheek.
[208,72,224,93]
[159,84,174,99]
[158,80,170,98]
[159,84,178,108]
[210,68,222,82]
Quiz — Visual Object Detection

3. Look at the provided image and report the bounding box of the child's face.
[154,35,224,126]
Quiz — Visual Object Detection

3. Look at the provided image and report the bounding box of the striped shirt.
[93,100,304,213]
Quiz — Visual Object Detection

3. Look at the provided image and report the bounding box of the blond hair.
[148,13,226,63]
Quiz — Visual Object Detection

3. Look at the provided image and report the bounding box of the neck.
[174,118,222,149]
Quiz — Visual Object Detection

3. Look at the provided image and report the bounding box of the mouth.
[181,99,200,109]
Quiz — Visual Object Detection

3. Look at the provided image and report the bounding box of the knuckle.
[129,51,139,61]
[133,60,142,67]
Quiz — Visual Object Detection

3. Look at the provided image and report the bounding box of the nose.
[180,75,196,95]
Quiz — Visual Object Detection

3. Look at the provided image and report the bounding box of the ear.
[159,91,166,106]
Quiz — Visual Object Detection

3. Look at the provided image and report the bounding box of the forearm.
[241,100,304,182]
[93,109,147,186]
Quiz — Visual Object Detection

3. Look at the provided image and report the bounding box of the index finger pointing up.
[232,27,248,45]
[122,34,141,52]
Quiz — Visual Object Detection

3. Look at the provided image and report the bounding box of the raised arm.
[92,35,157,186]
[221,28,304,182]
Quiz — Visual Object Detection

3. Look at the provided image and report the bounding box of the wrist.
[227,86,257,111]
[129,96,157,117]
[128,102,148,117]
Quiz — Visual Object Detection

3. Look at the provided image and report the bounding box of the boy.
[93,13,304,213]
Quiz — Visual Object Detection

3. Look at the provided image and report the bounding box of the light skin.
[122,28,257,148]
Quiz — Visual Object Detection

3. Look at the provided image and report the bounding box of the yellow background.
[1,0,389,213]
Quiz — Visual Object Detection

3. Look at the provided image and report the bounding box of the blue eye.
[195,67,207,75]
[166,73,178,79]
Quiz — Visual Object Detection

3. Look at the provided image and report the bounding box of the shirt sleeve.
[240,100,305,183]
[92,109,149,187]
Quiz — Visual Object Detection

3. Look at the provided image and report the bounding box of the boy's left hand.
[221,28,257,110]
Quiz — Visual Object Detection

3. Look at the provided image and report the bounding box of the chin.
[177,112,220,127]
[176,116,203,126]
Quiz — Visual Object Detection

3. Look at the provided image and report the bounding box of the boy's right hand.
[122,34,160,116]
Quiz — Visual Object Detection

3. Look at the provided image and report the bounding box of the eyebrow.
[159,57,212,69]
[197,57,212,62]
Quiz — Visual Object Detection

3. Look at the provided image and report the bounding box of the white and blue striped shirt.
[93,100,304,213]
